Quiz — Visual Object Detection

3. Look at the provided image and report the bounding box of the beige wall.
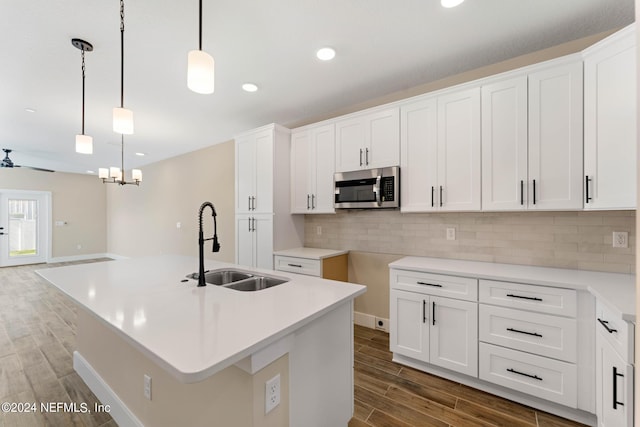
[106,141,235,262]
[77,309,289,427]
[0,168,106,258]
[306,210,636,319]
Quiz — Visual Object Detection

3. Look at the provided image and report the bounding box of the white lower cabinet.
[595,300,634,427]
[390,289,478,377]
[235,214,273,270]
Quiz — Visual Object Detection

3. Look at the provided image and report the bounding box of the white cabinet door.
[311,124,336,213]
[253,129,274,213]
[290,130,311,213]
[584,27,636,210]
[236,136,256,214]
[235,129,273,214]
[528,61,583,210]
[253,215,274,270]
[390,289,429,362]
[400,97,438,212]
[335,108,399,172]
[235,215,254,267]
[437,87,481,211]
[335,117,365,172]
[429,296,478,377]
[596,334,634,427]
[366,107,400,169]
[481,76,529,210]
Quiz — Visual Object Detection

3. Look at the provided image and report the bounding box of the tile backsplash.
[304,210,636,274]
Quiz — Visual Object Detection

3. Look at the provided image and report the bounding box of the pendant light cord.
[81,49,86,135]
[198,0,203,51]
[120,0,125,109]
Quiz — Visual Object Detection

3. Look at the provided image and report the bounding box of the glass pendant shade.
[110,166,122,181]
[131,169,142,182]
[98,168,109,179]
[113,107,134,134]
[75,134,93,154]
[187,50,215,94]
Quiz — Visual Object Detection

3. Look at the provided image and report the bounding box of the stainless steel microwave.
[334,166,400,209]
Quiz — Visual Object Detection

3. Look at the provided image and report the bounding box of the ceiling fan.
[1,149,54,173]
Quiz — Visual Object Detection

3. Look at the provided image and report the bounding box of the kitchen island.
[37,255,366,427]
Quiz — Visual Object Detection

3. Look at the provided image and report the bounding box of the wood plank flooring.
[350,325,589,427]
[1,260,590,427]
[0,260,116,427]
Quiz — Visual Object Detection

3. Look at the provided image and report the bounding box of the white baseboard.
[48,253,112,263]
[73,351,143,427]
[354,312,389,332]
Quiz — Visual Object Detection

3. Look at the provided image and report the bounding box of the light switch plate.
[613,231,629,248]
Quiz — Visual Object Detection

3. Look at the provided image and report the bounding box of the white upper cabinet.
[335,107,400,172]
[291,124,336,214]
[481,75,529,210]
[528,59,584,210]
[584,25,636,210]
[235,127,275,214]
[400,87,481,212]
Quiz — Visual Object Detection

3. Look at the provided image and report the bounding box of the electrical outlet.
[446,228,456,241]
[613,231,629,248]
[144,374,152,400]
[176,222,181,229]
[265,374,280,414]
[375,317,389,332]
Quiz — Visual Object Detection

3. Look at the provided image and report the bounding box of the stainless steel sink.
[187,268,288,291]
[187,269,253,285]
[225,276,288,292]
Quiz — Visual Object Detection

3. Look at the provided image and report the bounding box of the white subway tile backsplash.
[304,210,635,273]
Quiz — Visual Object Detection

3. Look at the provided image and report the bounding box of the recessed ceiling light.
[135,152,145,156]
[441,0,464,8]
[316,47,336,61]
[242,83,258,92]
[25,108,36,113]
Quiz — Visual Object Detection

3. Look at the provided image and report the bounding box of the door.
[335,117,365,172]
[235,136,256,213]
[481,76,529,210]
[528,61,583,210]
[400,97,438,212]
[253,129,273,213]
[0,192,49,267]
[311,124,336,213]
[596,334,634,427]
[253,215,273,270]
[437,87,481,211]
[235,215,254,267]
[366,107,400,169]
[429,296,478,376]
[390,289,429,362]
[290,130,311,213]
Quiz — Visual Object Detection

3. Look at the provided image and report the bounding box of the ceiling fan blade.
[15,164,55,173]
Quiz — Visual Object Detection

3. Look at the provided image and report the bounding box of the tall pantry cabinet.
[235,124,303,269]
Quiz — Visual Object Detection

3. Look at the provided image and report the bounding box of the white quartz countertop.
[37,255,365,383]
[389,256,636,322]
[273,247,348,260]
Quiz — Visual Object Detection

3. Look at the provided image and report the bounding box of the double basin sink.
[187,268,288,291]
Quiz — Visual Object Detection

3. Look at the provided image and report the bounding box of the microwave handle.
[375,174,382,206]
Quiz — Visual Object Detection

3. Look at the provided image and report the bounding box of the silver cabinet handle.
[252,196,256,211]
[248,196,251,211]
[359,149,363,166]
[311,194,316,209]
[248,217,251,232]
[252,217,256,231]
[307,194,310,209]
[365,148,369,165]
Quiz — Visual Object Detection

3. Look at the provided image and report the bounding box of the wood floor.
[350,324,588,427]
[1,259,589,427]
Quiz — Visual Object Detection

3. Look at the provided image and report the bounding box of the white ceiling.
[1,0,634,174]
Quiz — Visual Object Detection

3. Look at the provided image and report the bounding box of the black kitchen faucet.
[198,201,220,287]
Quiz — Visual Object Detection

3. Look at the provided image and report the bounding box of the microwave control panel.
[382,177,395,201]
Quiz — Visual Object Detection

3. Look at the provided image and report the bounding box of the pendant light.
[72,38,93,154]
[98,135,142,186]
[187,0,215,94]
[113,0,134,134]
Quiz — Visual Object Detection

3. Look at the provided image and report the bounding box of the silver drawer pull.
[287,263,302,268]
[506,293,542,302]
[506,327,542,338]
[507,368,542,381]
[417,281,442,288]
[598,318,618,334]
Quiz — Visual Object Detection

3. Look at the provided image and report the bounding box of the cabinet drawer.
[596,299,634,363]
[479,305,577,363]
[391,269,477,302]
[274,255,320,277]
[479,279,577,317]
[479,343,577,408]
